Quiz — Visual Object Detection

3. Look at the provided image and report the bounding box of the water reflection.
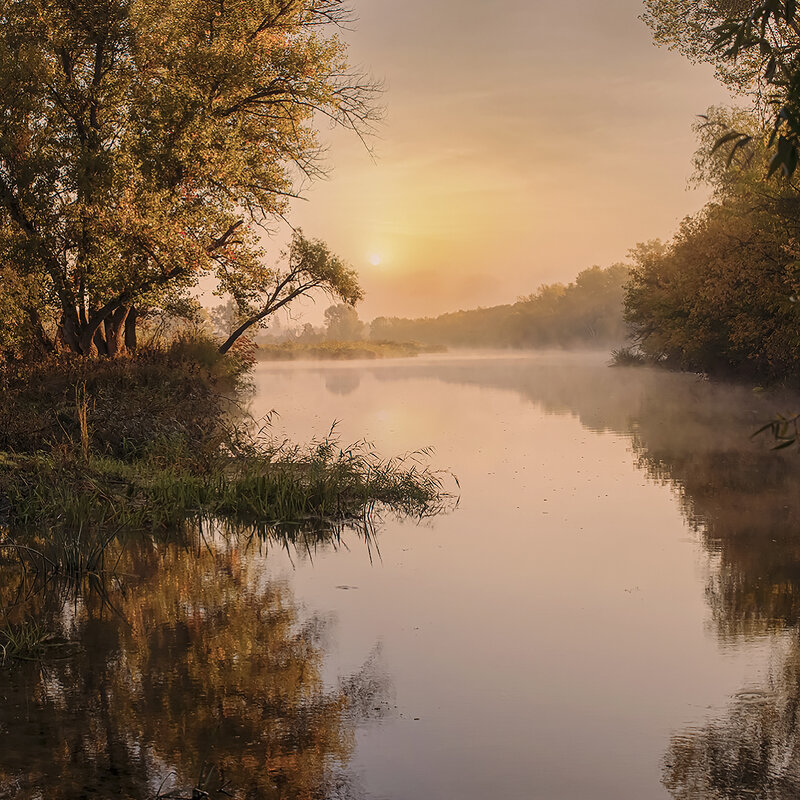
[261,355,800,799]
[7,353,800,799]
[622,383,800,798]
[430,357,800,798]
[663,664,800,799]
[400,358,800,798]
[0,527,386,799]
[325,371,362,397]
[333,356,800,638]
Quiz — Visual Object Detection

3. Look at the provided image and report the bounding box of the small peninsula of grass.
[255,340,446,361]
[0,336,450,553]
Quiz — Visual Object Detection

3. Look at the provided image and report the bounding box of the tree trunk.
[125,306,138,352]
[105,306,129,357]
[77,314,107,357]
[26,307,52,353]
[92,325,109,357]
[78,306,123,357]
[56,303,136,358]
[219,309,271,354]
[59,312,83,354]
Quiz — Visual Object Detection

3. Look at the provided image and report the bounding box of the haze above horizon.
[277,0,732,322]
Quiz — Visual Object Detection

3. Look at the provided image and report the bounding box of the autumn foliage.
[0,0,373,361]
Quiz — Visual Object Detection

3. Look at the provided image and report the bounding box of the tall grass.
[0,333,454,551]
[0,615,75,663]
[0,334,455,674]
[1,430,450,532]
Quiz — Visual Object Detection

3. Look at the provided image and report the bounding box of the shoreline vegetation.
[611,4,800,390]
[0,336,453,632]
[255,340,447,361]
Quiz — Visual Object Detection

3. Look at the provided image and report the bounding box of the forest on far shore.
[245,264,630,351]
[368,265,629,349]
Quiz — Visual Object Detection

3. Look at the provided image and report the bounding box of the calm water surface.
[3,352,800,799]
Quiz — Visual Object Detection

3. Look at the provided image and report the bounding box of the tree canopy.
[643,0,800,177]
[0,0,374,359]
[324,302,364,341]
[218,231,361,353]
[623,110,800,377]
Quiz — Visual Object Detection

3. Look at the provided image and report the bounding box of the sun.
[369,253,382,267]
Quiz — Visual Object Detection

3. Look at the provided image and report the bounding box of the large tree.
[0,0,375,356]
[323,301,364,341]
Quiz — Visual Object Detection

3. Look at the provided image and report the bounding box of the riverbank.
[255,340,446,360]
[0,337,449,544]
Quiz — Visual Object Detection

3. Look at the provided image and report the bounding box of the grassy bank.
[0,336,450,547]
[255,340,446,360]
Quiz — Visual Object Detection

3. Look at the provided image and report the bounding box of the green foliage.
[0,432,449,533]
[0,267,53,367]
[369,264,630,349]
[0,619,70,663]
[624,203,800,378]
[644,0,800,177]
[623,109,800,380]
[642,0,766,92]
[752,412,800,449]
[0,0,374,356]
[0,341,452,537]
[0,334,248,457]
[218,230,363,354]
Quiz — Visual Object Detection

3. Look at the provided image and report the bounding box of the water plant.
[0,618,70,663]
[609,346,649,367]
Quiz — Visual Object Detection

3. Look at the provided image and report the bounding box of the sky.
[276,0,733,322]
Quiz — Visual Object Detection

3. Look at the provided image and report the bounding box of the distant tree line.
[369,265,630,349]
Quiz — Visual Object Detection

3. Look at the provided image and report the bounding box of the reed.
[1,431,450,533]
[0,618,70,662]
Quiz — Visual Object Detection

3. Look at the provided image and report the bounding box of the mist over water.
[243,352,800,799]
[4,351,800,798]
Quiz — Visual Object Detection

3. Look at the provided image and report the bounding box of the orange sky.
[279,0,732,321]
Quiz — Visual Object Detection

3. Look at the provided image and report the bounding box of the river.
[2,351,799,799]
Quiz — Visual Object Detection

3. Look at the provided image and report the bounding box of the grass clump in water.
[0,428,449,534]
[0,618,71,663]
[609,346,650,367]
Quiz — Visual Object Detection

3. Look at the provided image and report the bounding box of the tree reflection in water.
[362,357,800,799]
[0,523,387,799]
[664,670,800,799]
[8,357,800,799]
[618,371,800,798]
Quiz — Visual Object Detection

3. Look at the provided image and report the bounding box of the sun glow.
[369,253,383,267]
